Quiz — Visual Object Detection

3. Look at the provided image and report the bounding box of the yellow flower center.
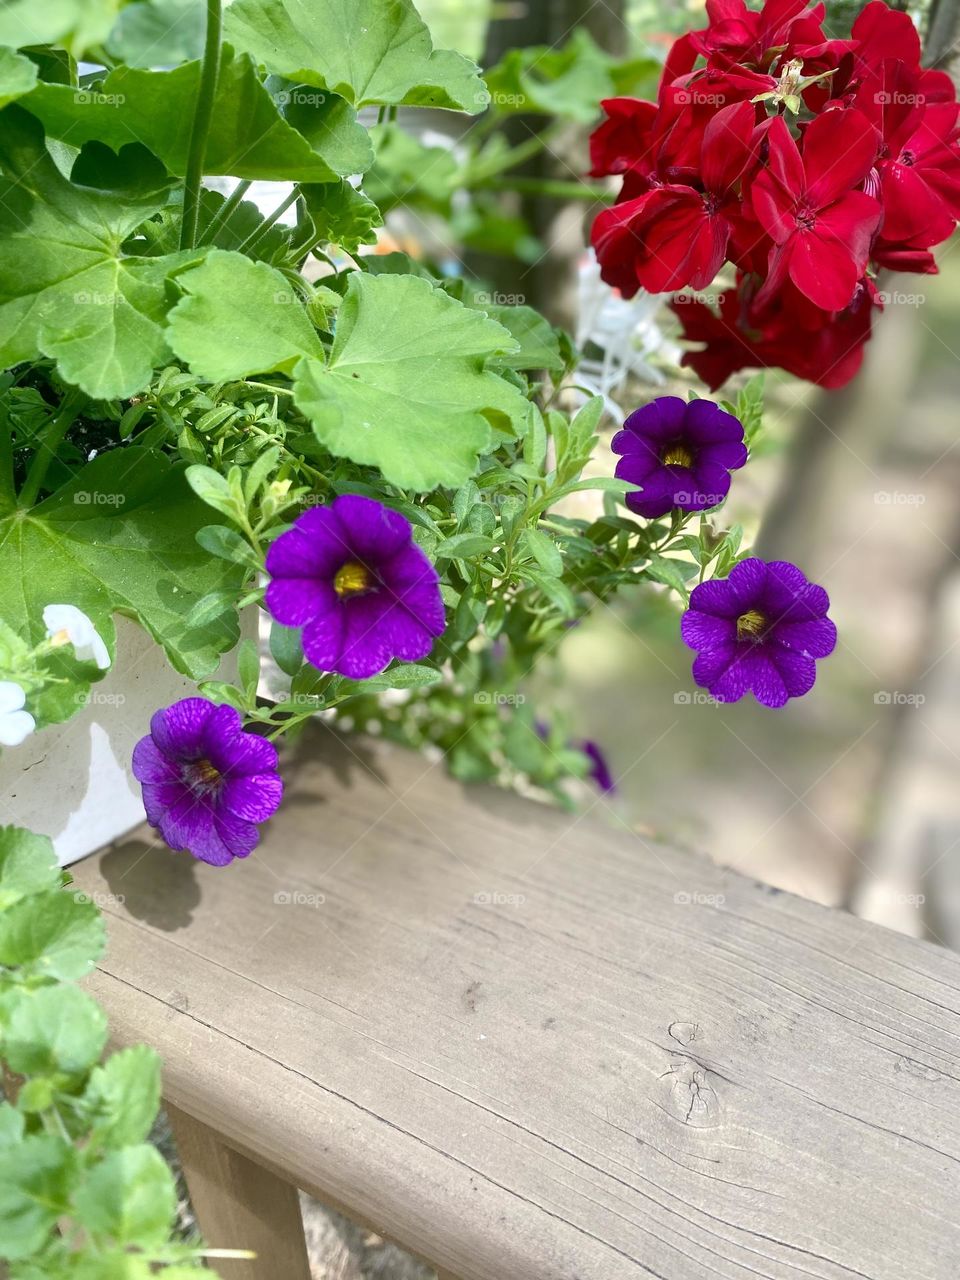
[661,441,694,468]
[736,609,767,641]
[192,758,221,786]
[334,560,374,598]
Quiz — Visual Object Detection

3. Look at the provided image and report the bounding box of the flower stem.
[179,0,223,251]
[18,390,84,509]
[236,185,301,255]
[199,178,253,245]
[0,398,15,512]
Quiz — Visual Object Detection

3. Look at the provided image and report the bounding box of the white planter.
[0,618,240,867]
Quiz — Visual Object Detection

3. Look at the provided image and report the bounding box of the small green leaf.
[5,986,108,1076]
[343,664,442,693]
[237,638,260,700]
[84,1046,162,1150]
[0,47,37,110]
[522,528,563,577]
[299,181,383,252]
[435,534,495,561]
[195,525,259,567]
[269,621,303,678]
[72,1145,176,1248]
[0,1134,75,1261]
[0,827,59,910]
[0,891,105,981]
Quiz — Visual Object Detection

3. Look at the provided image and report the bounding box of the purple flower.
[265,495,445,680]
[613,396,747,520]
[132,698,283,866]
[680,558,837,709]
[581,740,616,794]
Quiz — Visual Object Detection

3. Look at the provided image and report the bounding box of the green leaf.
[435,533,495,561]
[293,272,525,491]
[0,47,37,109]
[0,827,59,910]
[237,637,260,700]
[70,140,170,198]
[0,450,244,723]
[299,181,383,253]
[26,49,372,183]
[87,1044,163,1157]
[195,524,259,568]
[0,1103,24,1147]
[0,890,105,980]
[5,986,108,1076]
[185,463,247,523]
[269,621,303,678]
[522,528,563,576]
[0,1135,75,1261]
[105,0,205,67]
[72,1145,175,1248]
[475,303,565,373]
[170,251,325,382]
[646,555,697,596]
[0,105,190,399]
[0,0,120,55]
[224,0,484,112]
[344,663,442,692]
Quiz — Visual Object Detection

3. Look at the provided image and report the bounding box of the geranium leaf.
[0,105,194,400]
[292,272,526,491]
[0,449,244,725]
[26,48,373,182]
[299,181,383,252]
[0,47,37,109]
[169,250,325,380]
[105,0,205,67]
[224,0,484,112]
[0,891,105,980]
[0,0,120,55]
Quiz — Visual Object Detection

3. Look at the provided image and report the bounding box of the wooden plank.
[165,1103,311,1280]
[77,725,960,1280]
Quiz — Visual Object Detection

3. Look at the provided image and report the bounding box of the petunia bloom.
[0,681,35,747]
[580,740,616,794]
[265,495,446,680]
[680,558,836,708]
[612,396,747,520]
[132,698,283,866]
[43,603,110,669]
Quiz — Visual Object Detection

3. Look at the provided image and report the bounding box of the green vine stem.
[236,185,301,255]
[18,390,84,509]
[179,0,224,251]
[200,177,253,245]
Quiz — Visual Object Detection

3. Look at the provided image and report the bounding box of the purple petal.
[614,450,660,484]
[772,616,838,659]
[265,508,348,579]
[221,774,284,823]
[214,810,261,861]
[198,703,244,761]
[332,495,411,561]
[395,582,446,637]
[699,439,748,470]
[692,643,736,687]
[681,609,736,651]
[381,542,440,590]
[687,577,741,617]
[132,736,177,784]
[338,595,393,678]
[685,398,745,443]
[621,397,688,443]
[769,648,817,698]
[265,577,336,627]
[140,780,186,827]
[302,605,346,672]
[149,698,216,759]
[746,652,790,708]
[711,650,754,703]
[210,728,279,780]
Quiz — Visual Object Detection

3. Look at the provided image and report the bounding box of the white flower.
[43,604,110,670]
[0,681,35,747]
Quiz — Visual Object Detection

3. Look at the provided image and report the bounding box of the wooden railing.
[75,724,960,1279]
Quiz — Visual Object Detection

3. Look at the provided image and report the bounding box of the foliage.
[0,824,232,1275]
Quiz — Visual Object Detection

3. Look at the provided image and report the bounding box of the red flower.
[592,102,759,296]
[590,98,659,178]
[751,110,882,310]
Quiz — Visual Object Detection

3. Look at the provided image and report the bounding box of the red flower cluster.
[589,0,960,389]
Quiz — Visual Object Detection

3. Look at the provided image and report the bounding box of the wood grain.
[76,725,960,1280]
[166,1103,311,1279]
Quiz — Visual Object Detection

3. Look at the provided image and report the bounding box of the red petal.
[702,100,759,194]
[802,108,880,208]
